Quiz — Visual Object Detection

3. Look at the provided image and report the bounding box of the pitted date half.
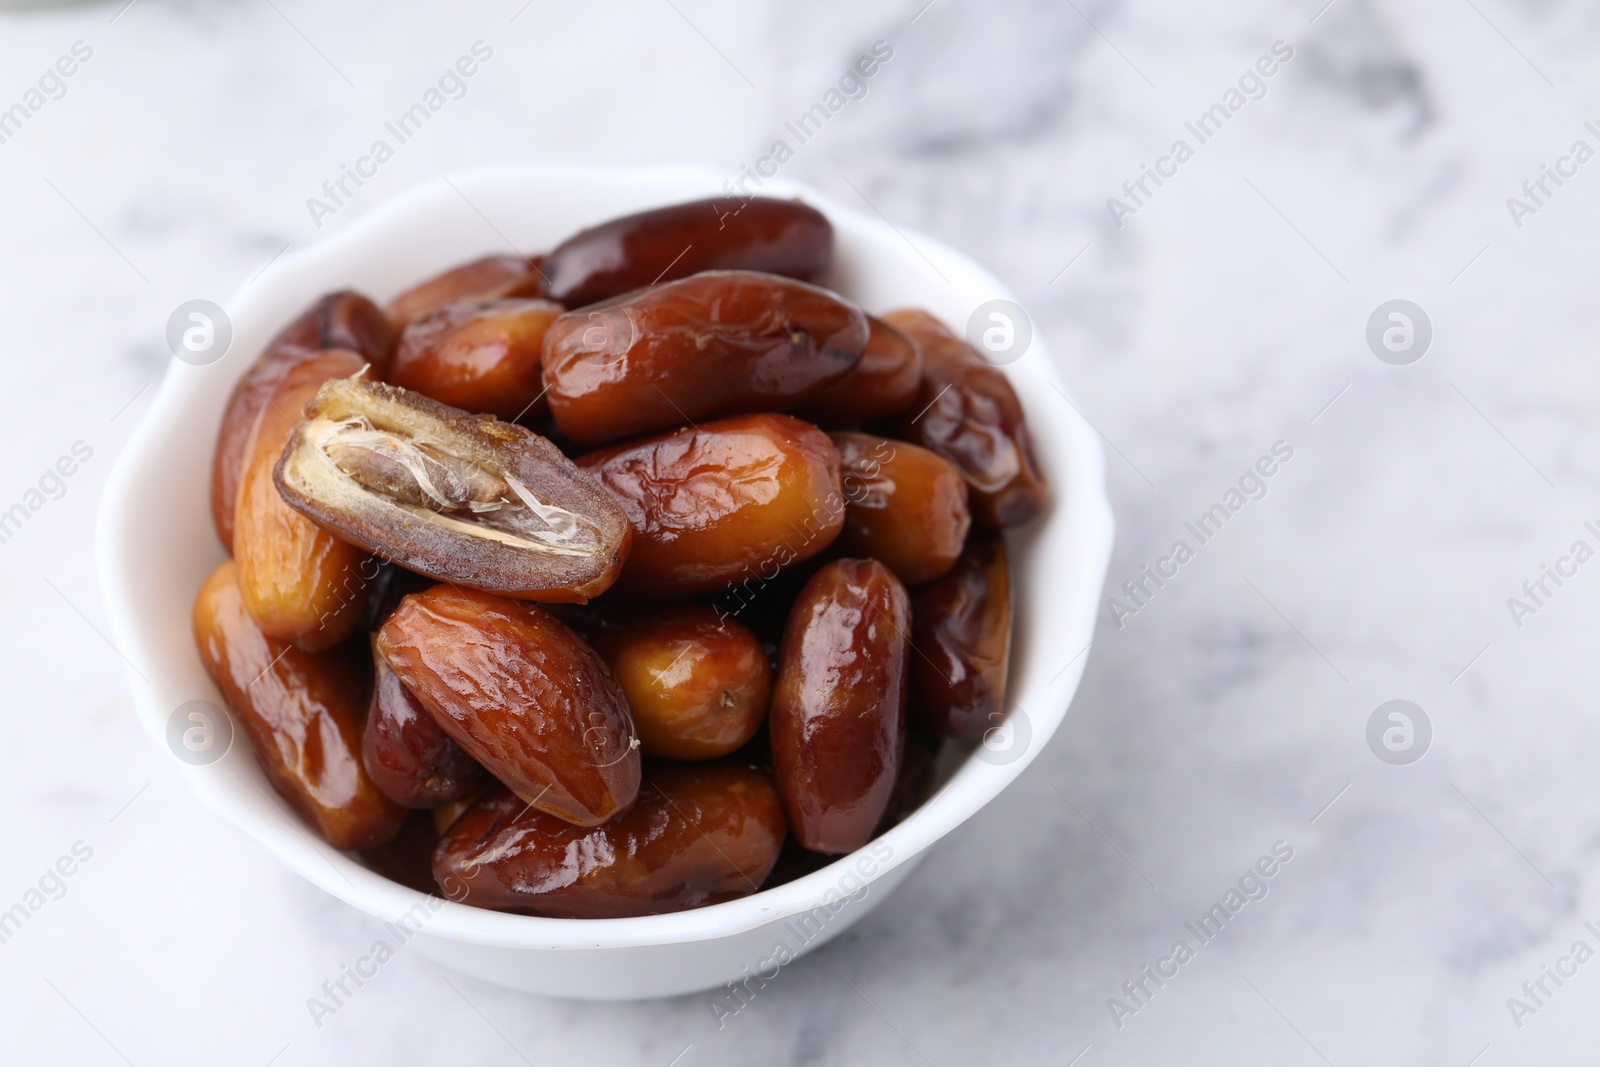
[376,584,641,827]
[771,558,909,854]
[542,270,868,445]
[884,309,1048,528]
[193,560,404,851]
[362,638,490,809]
[384,253,546,330]
[909,530,1013,740]
[541,195,832,307]
[433,762,786,917]
[234,349,373,650]
[578,413,844,597]
[211,291,394,549]
[274,374,632,603]
[390,297,564,421]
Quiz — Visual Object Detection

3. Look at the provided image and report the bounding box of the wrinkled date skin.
[275,375,632,603]
[909,531,1013,740]
[390,298,564,421]
[585,604,771,760]
[362,640,491,808]
[376,584,641,827]
[771,558,909,854]
[193,560,404,850]
[384,253,546,331]
[235,350,373,650]
[884,310,1048,528]
[541,196,832,308]
[211,291,395,549]
[543,270,868,445]
[433,762,786,917]
[830,431,971,585]
[579,413,845,597]
[793,316,923,427]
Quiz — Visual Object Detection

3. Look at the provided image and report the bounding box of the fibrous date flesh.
[275,374,632,603]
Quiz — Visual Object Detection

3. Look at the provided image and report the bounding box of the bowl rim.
[96,161,1114,950]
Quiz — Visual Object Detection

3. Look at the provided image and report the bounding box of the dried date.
[543,270,868,445]
[433,762,785,917]
[376,584,640,827]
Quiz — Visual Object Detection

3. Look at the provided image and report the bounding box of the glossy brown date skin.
[543,270,868,445]
[792,316,922,426]
[375,584,640,827]
[384,253,545,331]
[884,310,1048,528]
[579,413,845,597]
[830,431,971,585]
[211,291,394,550]
[193,560,404,851]
[362,639,491,808]
[433,762,786,918]
[390,299,564,420]
[586,604,770,761]
[234,350,373,650]
[541,196,832,307]
[908,531,1013,740]
[770,558,909,854]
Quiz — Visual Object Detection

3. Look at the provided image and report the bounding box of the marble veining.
[3,0,1600,1062]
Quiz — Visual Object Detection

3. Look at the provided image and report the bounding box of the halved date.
[375,584,640,827]
[884,309,1048,528]
[578,413,844,597]
[792,315,922,426]
[585,604,770,760]
[390,298,564,421]
[193,560,404,850]
[771,558,909,854]
[908,530,1013,740]
[543,270,868,445]
[433,762,786,917]
[211,291,394,549]
[274,374,632,603]
[384,253,545,330]
[362,638,490,808]
[541,196,832,307]
[234,349,373,650]
[830,431,971,584]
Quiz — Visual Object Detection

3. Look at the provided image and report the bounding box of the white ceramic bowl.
[96,163,1113,1000]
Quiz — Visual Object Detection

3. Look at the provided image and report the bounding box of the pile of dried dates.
[192,195,1048,919]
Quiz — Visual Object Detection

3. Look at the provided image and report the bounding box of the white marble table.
[2,0,1597,1062]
